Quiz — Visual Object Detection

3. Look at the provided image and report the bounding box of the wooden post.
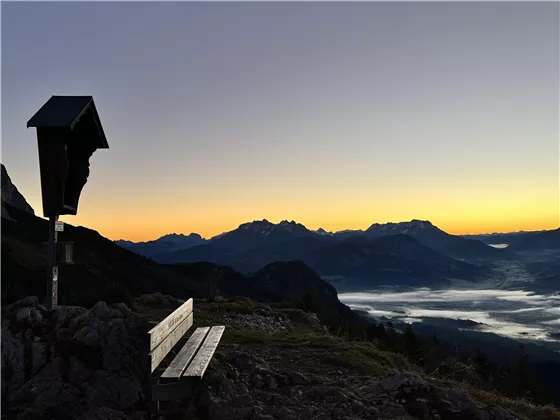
[46,215,59,310]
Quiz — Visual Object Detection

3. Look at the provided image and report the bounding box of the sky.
[2,2,559,242]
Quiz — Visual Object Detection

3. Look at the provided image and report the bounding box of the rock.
[253,414,274,420]
[333,390,349,403]
[234,393,253,407]
[77,407,129,420]
[223,313,292,335]
[136,293,183,309]
[11,296,40,309]
[357,370,520,420]
[2,299,149,420]
[31,342,49,376]
[52,306,87,325]
[217,375,235,398]
[275,406,296,419]
[351,400,364,413]
[289,371,310,385]
[92,302,111,319]
[1,328,26,399]
[263,374,277,389]
[1,165,35,215]
[252,374,266,389]
[74,326,101,348]
[300,407,316,419]
[487,405,517,420]
[16,306,43,327]
[9,378,84,418]
[302,312,329,333]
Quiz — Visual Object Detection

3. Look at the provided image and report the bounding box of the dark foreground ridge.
[3,294,558,420]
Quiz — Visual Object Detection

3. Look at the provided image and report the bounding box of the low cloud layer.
[339,288,560,342]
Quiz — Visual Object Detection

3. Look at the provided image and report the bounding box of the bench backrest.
[148,298,194,373]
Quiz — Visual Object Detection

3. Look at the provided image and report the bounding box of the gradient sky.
[2,2,559,242]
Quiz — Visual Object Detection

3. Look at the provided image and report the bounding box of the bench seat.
[148,298,225,402]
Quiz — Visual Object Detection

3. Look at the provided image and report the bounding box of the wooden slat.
[183,326,225,378]
[149,313,193,373]
[161,327,210,379]
[148,298,193,351]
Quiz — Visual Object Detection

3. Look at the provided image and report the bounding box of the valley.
[116,217,560,356]
[2,163,560,416]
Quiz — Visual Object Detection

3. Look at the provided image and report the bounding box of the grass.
[466,387,560,420]
[137,295,560,420]
[220,324,413,378]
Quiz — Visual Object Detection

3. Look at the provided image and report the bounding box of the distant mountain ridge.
[508,228,560,252]
[117,218,519,269]
[207,219,317,252]
[115,232,206,258]
[151,219,502,289]
[461,230,548,245]
[364,219,516,261]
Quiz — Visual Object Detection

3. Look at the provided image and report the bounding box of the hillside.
[3,295,559,420]
[1,204,206,307]
[304,234,494,290]
[508,228,560,252]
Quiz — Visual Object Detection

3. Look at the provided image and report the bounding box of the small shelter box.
[27,96,109,217]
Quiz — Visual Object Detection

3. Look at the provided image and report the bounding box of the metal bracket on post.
[46,215,59,310]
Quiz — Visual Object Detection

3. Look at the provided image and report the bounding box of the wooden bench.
[148,298,225,403]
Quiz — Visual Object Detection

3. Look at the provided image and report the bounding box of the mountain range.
[115,233,205,257]
[3,161,557,294]
[507,228,560,252]
[111,219,522,289]
[0,177,360,334]
[119,219,517,260]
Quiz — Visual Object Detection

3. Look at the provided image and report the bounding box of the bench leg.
[156,378,161,414]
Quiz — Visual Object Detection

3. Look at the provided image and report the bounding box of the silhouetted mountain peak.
[239,219,274,232]
[1,164,35,217]
[366,220,440,236]
[315,228,333,236]
[235,219,311,236]
[159,232,203,241]
[115,231,206,257]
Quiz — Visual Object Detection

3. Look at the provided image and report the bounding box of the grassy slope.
[136,296,560,420]
[1,204,204,307]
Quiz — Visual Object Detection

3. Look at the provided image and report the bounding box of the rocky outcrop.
[1,297,150,420]
[194,349,520,420]
[1,164,34,216]
[357,370,519,420]
[223,312,292,335]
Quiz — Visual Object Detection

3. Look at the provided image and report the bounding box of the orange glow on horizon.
[64,215,559,243]
[23,173,558,243]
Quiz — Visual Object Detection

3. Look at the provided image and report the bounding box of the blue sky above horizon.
[2,2,559,241]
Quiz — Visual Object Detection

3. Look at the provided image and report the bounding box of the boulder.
[1,297,150,420]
